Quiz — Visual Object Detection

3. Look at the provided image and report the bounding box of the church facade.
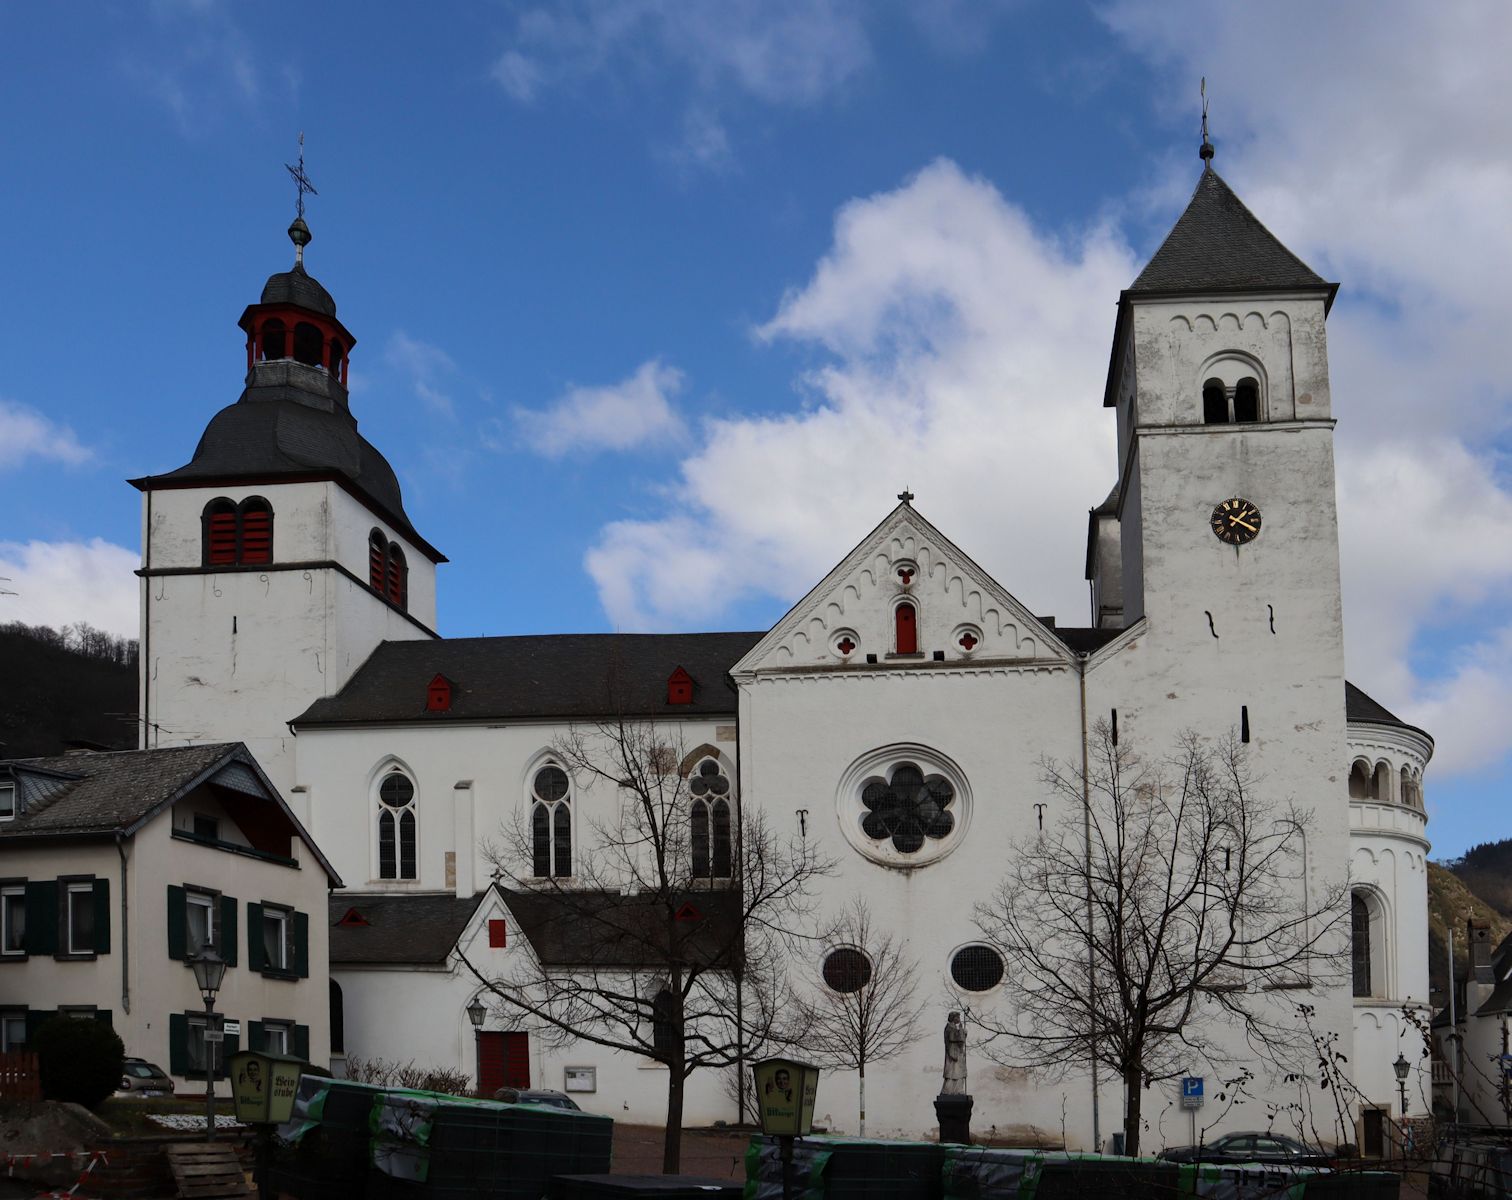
[129,153,1433,1148]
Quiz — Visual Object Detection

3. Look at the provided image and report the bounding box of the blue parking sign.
[1180,1076,1204,1108]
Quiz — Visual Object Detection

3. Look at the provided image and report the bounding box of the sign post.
[228,1051,305,1196]
[751,1058,820,1200]
[1180,1076,1204,1150]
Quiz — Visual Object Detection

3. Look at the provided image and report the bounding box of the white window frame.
[186,889,218,957]
[0,1009,25,1051]
[0,783,15,821]
[65,881,95,956]
[0,886,24,957]
[262,1020,290,1055]
[261,906,291,972]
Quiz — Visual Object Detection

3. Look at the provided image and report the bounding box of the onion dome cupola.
[132,216,444,563]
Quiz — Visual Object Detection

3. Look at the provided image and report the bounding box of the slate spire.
[1129,167,1332,301]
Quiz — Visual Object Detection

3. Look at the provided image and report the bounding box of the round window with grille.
[379,773,414,808]
[822,948,873,994]
[950,945,1004,992]
[836,744,971,869]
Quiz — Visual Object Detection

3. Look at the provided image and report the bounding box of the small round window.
[533,766,569,803]
[822,948,873,994]
[950,945,1005,992]
[379,773,414,808]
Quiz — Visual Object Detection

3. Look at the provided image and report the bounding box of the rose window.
[860,763,955,853]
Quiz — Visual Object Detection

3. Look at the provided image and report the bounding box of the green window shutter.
[166,886,187,961]
[95,1009,113,1028]
[248,1020,264,1052]
[220,895,238,967]
[92,878,111,954]
[247,903,265,971]
[292,1023,310,1063]
[23,881,58,956]
[25,1010,56,1041]
[168,1013,188,1076]
[293,911,309,978]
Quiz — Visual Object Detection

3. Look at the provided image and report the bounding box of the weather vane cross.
[285,132,318,220]
[1199,77,1214,162]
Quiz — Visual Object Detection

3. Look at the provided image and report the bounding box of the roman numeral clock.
[1211,497,1262,545]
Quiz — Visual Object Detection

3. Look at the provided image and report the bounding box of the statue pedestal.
[935,1093,973,1145]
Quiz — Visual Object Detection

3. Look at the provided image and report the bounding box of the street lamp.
[467,997,486,1094]
[189,945,227,1141]
[1393,1052,1411,1120]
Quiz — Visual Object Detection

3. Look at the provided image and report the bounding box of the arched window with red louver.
[386,543,407,609]
[895,601,918,654]
[202,497,273,566]
[369,530,387,590]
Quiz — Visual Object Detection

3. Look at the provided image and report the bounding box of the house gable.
[732,501,1077,675]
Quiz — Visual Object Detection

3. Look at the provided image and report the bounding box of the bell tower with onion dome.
[129,190,444,800]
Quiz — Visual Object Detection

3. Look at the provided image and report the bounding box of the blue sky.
[1,1,1508,857]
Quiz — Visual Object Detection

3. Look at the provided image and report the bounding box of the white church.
[125,145,1434,1149]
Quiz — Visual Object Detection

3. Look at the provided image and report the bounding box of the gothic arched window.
[531,765,571,878]
[689,758,732,879]
[377,770,417,881]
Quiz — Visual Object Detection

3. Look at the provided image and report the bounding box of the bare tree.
[787,899,925,1137]
[459,710,831,1173]
[971,723,1346,1157]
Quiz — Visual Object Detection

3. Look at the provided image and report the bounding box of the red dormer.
[427,674,454,712]
[337,907,370,927]
[667,666,694,705]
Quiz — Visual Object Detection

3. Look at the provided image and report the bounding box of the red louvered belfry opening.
[387,547,407,607]
[239,505,272,564]
[477,1031,529,1094]
[207,510,238,565]
[369,532,387,590]
[895,602,918,654]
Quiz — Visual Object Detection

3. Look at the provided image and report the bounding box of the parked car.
[1157,1132,1330,1169]
[118,1058,175,1095]
[492,1087,581,1110]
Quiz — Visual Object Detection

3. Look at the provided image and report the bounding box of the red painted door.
[477,1031,530,1094]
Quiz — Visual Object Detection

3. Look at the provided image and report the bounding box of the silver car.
[119,1058,175,1095]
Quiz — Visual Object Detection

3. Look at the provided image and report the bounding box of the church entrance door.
[478,1031,530,1095]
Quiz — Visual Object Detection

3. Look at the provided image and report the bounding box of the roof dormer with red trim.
[667,666,694,705]
[426,673,454,712]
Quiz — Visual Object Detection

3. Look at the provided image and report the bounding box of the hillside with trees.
[1427,848,1512,1000]
[0,621,138,759]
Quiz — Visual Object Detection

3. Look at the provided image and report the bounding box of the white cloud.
[585,159,1135,629]
[0,539,139,640]
[515,360,686,459]
[491,1,873,108]
[0,399,92,470]
[384,331,460,418]
[658,107,735,176]
[125,0,260,134]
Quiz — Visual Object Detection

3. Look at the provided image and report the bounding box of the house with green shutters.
[0,743,339,1088]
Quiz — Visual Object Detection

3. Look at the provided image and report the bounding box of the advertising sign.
[751,1058,820,1138]
[228,1051,305,1125]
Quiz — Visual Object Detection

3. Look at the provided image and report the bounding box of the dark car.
[492,1087,581,1110]
[118,1058,175,1095]
[1157,1132,1330,1169]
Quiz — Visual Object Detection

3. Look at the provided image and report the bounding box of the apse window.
[531,765,572,878]
[950,944,1005,992]
[377,770,418,881]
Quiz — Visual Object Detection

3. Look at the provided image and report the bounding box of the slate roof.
[329,893,483,965]
[1130,167,1336,302]
[260,263,337,317]
[505,888,743,969]
[1055,627,1122,655]
[295,632,764,726]
[1345,682,1433,742]
[329,888,742,969]
[1,743,240,835]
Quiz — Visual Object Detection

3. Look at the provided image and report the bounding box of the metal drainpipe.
[116,833,130,1015]
[1078,658,1100,1152]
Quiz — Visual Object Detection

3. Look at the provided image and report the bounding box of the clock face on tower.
[1211,497,1262,545]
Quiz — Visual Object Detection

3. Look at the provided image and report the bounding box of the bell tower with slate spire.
[129,171,443,800]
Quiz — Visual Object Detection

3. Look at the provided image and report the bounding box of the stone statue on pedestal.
[942,1011,968,1094]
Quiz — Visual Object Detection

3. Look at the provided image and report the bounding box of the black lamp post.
[189,945,227,1141]
[1393,1052,1411,1122]
[466,997,486,1093]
